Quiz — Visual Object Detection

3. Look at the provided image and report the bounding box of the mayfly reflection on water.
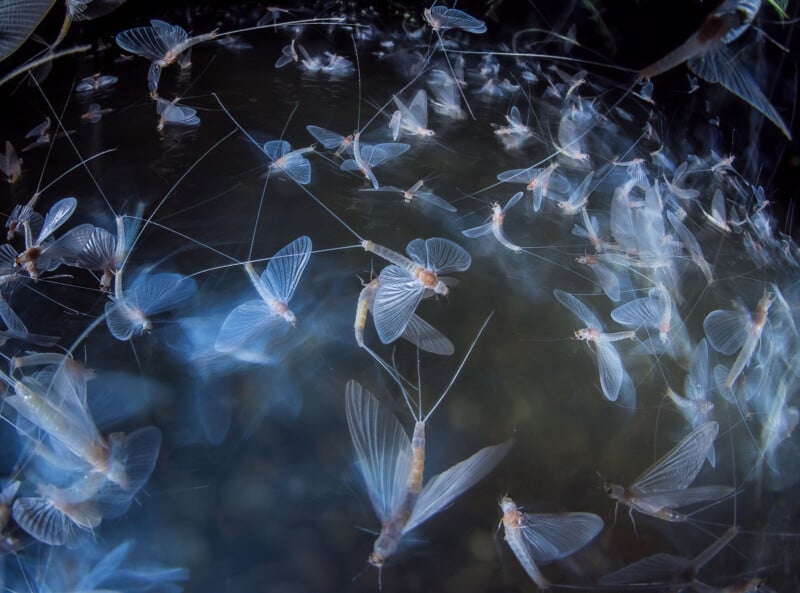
[0,0,798,592]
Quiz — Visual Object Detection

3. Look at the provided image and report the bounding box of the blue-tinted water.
[1,2,798,593]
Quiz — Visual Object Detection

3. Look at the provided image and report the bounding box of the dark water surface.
[0,2,798,593]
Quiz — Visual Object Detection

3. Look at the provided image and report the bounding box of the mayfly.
[14,196,77,280]
[346,319,511,577]
[360,179,456,212]
[354,277,454,356]
[362,237,471,344]
[605,421,733,526]
[215,236,311,354]
[261,140,315,185]
[667,210,714,286]
[156,96,201,131]
[75,72,118,94]
[496,162,570,212]
[392,89,435,138]
[703,290,774,390]
[1,140,22,183]
[340,132,410,189]
[105,270,198,341]
[499,496,604,590]
[274,38,298,68]
[461,191,524,253]
[639,0,791,139]
[553,289,635,403]
[306,125,353,157]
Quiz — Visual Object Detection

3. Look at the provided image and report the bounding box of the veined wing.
[553,289,602,329]
[115,19,187,61]
[497,167,537,183]
[158,100,200,126]
[403,440,511,534]
[402,314,454,355]
[403,89,429,128]
[611,296,662,329]
[462,221,492,238]
[279,153,312,185]
[632,421,718,492]
[596,341,624,402]
[517,512,604,565]
[262,139,291,162]
[703,308,748,355]
[373,265,425,344]
[504,191,525,213]
[345,381,412,523]
[688,44,791,139]
[0,0,56,62]
[360,143,410,168]
[260,236,312,304]
[685,339,710,402]
[427,6,487,34]
[36,197,77,244]
[215,299,284,353]
[414,190,456,212]
[127,272,197,315]
[634,485,733,510]
[306,125,344,150]
[406,237,471,273]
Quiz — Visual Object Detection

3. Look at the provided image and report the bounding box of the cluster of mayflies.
[0,0,798,592]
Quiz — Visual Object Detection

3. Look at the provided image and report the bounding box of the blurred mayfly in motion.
[215,236,311,355]
[462,191,524,253]
[639,0,791,139]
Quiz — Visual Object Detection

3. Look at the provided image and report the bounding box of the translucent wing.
[703,309,748,355]
[685,339,709,403]
[403,440,512,534]
[518,512,604,565]
[497,167,536,183]
[406,89,429,127]
[611,296,662,329]
[462,222,492,238]
[158,100,200,126]
[635,485,734,510]
[710,189,727,226]
[504,191,525,212]
[600,553,690,585]
[633,421,719,492]
[414,190,456,212]
[402,314,454,355]
[105,301,135,341]
[214,299,283,353]
[407,237,471,273]
[596,341,624,402]
[0,293,28,334]
[373,265,425,344]
[12,496,89,546]
[688,45,791,139]
[553,289,602,329]
[589,262,620,303]
[59,224,115,269]
[345,381,412,523]
[306,125,344,150]
[428,6,487,34]
[261,236,311,303]
[279,153,312,185]
[0,0,55,61]
[262,140,291,162]
[128,272,197,315]
[360,143,410,168]
[115,20,187,61]
[36,197,77,244]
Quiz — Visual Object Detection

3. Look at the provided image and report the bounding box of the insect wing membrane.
[703,309,748,355]
[262,140,291,162]
[600,553,690,585]
[688,45,791,139]
[281,152,312,185]
[406,237,471,273]
[429,6,487,34]
[402,314,454,355]
[407,89,429,127]
[345,381,412,523]
[215,299,284,353]
[611,296,662,329]
[362,143,410,168]
[306,125,344,150]
[553,289,602,329]
[518,512,604,565]
[128,273,197,315]
[415,190,456,212]
[260,236,311,304]
[37,197,77,243]
[497,167,535,183]
[373,265,425,344]
[115,20,187,61]
[634,485,733,510]
[633,421,719,492]
[462,221,493,238]
[596,341,624,402]
[403,440,512,534]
